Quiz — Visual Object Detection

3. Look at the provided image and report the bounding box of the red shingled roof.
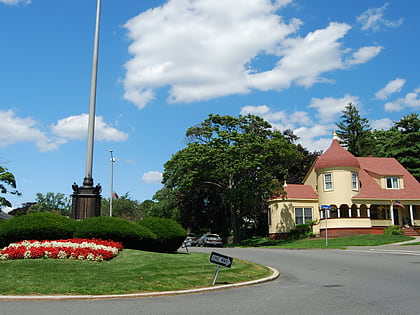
[353,157,420,200]
[315,139,360,171]
[283,184,318,200]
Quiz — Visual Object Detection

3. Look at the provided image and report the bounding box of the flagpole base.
[71,182,102,220]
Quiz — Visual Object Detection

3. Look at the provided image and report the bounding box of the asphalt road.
[1,244,419,315]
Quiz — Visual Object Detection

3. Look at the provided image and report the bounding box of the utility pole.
[109,150,115,217]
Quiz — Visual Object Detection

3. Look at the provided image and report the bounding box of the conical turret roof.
[315,139,360,171]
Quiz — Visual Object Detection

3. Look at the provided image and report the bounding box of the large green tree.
[336,103,372,156]
[163,114,303,242]
[0,166,21,210]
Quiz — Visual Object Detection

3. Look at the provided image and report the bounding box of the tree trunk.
[230,206,241,243]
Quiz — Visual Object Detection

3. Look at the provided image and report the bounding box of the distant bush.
[74,217,156,250]
[138,217,186,252]
[0,212,75,247]
[288,223,313,240]
[384,225,403,235]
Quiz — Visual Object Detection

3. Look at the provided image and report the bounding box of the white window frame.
[352,173,359,190]
[386,177,399,189]
[295,207,313,225]
[324,173,333,191]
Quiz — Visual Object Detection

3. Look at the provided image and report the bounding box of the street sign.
[210,252,233,268]
[321,205,331,209]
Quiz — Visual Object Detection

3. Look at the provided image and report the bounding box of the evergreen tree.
[336,103,372,156]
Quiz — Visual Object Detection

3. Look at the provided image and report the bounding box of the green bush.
[74,216,156,250]
[384,225,403,235]
[0,212,75,247]
[288,223,313,240]
[138,217,186,252]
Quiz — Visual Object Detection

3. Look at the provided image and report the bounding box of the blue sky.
[1,0,419,211]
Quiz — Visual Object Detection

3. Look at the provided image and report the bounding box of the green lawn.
[0,249,270,296]
[239,234,414,249]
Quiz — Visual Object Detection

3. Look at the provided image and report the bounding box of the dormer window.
[324,173,333,191]
[386,177,399,189]
[352,173,359,190]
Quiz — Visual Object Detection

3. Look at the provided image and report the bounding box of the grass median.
[0,249,271,296]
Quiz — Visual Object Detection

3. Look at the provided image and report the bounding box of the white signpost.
[321,205,331,246]
[209,252,233,285]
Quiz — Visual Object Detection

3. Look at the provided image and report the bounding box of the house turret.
[314,138,360,207]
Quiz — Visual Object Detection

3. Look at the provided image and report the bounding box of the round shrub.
[74,216,156,250]
[137,217,186,252]
[0,212,75,247]
[384,225,403,235]
[288,223,312,240]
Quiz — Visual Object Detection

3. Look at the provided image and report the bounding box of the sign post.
[209,252,233,285]
[321,205,331,247]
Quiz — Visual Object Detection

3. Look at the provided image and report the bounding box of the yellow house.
[268,134,420,239]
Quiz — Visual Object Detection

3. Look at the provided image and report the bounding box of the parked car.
[198,234,223,247]
[183,233,198,247]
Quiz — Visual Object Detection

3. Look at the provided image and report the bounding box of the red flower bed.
[0,238,123,262]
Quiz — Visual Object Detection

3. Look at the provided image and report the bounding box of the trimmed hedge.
[74,216,156,250]
[138,217,186,252]
[0,212,75,247]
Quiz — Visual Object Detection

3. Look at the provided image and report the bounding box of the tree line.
[1,105,419,243]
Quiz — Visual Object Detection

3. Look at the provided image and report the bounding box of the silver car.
[198,234,223,247]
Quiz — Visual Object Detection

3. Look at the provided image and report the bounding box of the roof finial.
[333,130,339,140]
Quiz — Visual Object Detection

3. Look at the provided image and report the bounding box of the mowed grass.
[238,234,414,249]
[0,249,271,296]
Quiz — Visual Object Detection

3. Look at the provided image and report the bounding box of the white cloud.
[0,110,58,152]
[345,46,383,66]
[308,94,359,123]
[240,105,270,116]
[51,114,129,142]
[141,171,163,184]
[294,125,335,152]
[371,118,393,130]
[239,104,334,152]
[0,110,128,152]
[375,78,406,100]
[384,87,420,112]
[404,88,420,108]
[357,3,404,32]
[0,0,30,5]
[123,0,379,109]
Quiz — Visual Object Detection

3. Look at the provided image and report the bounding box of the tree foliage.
[28,192,71,216]
[146,188,180,220]
[0,166,21,210]
[162,114,303,242]
[100,193,143,221]
[370,113,420,181]
[336,103,372,156]
[282,129,321,184]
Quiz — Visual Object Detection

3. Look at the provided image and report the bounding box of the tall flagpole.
[71,0,102,219]
[84,0,101,187]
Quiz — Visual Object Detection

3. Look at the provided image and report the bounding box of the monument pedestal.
[71,182,101,220]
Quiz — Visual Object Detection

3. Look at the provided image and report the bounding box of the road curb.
[0,266,279,301]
